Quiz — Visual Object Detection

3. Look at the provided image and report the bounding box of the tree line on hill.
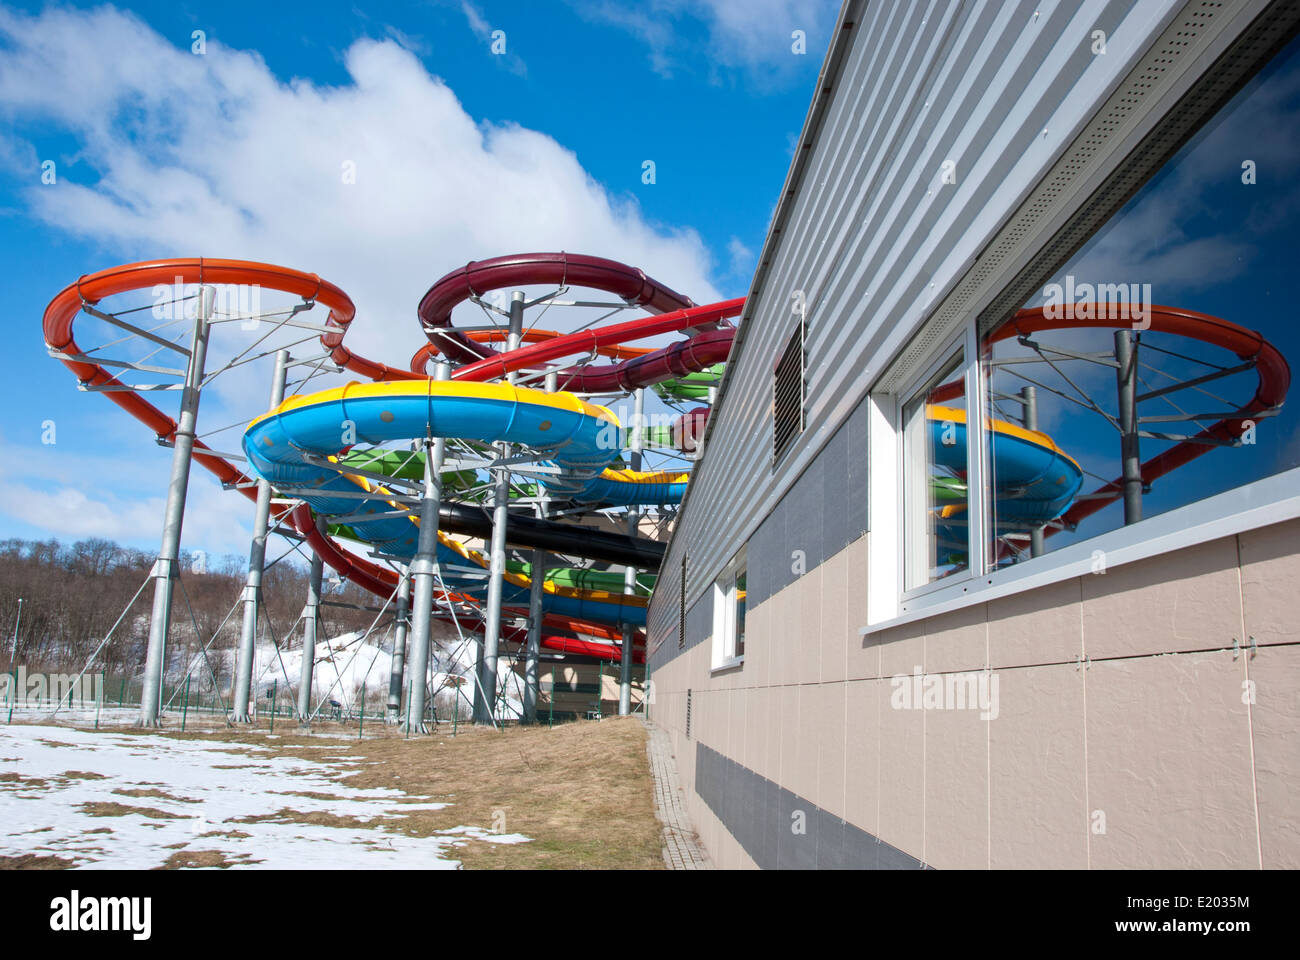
[0,536,378,684]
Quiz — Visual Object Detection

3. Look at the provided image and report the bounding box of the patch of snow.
[0,724,534,870]
[435,825,532,846]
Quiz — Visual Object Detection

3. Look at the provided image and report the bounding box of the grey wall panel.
[647,0,1191,654]
[686,591,712,649]
[746,500,786,611]
[787,452,826,572]
[693,742,923,869]
[845,398,870,536]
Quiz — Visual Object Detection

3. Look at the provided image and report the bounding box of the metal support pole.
[1114,331,1143,525]
[522,369,557,724]
[139,286,214,726]
[523,536,545,724]
[9,598,21,660]
[297,518,325,727]
[475,292,524,726]
[1020,386,1045,558]
[387,565,411,723]
[405,363,450,733]
[477,444,512,725]
[619,388,644,716]
[232,349,289,723]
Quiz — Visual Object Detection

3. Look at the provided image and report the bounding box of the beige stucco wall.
[649,518,1300,869]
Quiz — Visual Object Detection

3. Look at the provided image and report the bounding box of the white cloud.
[460,1,491,39]
[570,0,837,80]
[726,235,753,277]
[0,4,721,365]
[0,476,255,558]
[459,1,527,76]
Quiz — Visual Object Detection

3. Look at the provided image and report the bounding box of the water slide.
[925,405,1085,551]
[242,380,664,624]
[38,257,741,663]
[264,254,745,658]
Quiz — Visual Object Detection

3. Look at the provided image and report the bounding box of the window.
[773,321,806,462]
[711,550,747,669]
[979,29,1300,571]
[734,568,747,659]
[901,350,973,592]
[868,25,1300,628]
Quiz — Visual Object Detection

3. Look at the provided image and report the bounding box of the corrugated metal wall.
[648,0,1193,650]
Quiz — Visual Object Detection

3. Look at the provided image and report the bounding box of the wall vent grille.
[678,555,687,649]
[772,320,807,462]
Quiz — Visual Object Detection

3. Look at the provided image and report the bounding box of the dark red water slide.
[325,251,743,397]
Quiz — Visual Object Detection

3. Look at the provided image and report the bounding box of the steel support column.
[405,363,450,733]
[296,518,325,727]
[387,565,412,723]
[139,286,214,726]
[619,387,644,716]
[1020,386,1045,558]
[475,292,524,726]
[522,370,557,723]
[232,348,289,722]
[1114,331,1143,525]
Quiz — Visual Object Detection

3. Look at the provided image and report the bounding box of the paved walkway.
[643,719,712,870]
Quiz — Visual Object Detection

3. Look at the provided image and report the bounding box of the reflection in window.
[734,569,746,658]
[903,354,970,590]
[980,32,1300,568]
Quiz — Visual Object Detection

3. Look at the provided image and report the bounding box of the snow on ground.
[0,724,529,869]
[226,631,523,720]
[236,631,389,711]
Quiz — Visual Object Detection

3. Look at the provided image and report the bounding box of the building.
[646,0,1300,869]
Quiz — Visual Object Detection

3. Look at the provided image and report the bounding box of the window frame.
[900,345,970,596]
[710,549,747,672]
[892,321,993,605]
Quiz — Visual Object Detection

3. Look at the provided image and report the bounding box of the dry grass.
[112,787,201,804]
[344,717,662,869]
[4,716,663,869]
[0,854,75,869]
[167,717,663,868]
[76,801,188,820]
[0,772,48,787]
[158,849,262,870]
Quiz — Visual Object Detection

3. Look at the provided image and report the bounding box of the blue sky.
[0,0,837,559]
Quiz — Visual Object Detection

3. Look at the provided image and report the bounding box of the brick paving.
[643,719,712,870]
